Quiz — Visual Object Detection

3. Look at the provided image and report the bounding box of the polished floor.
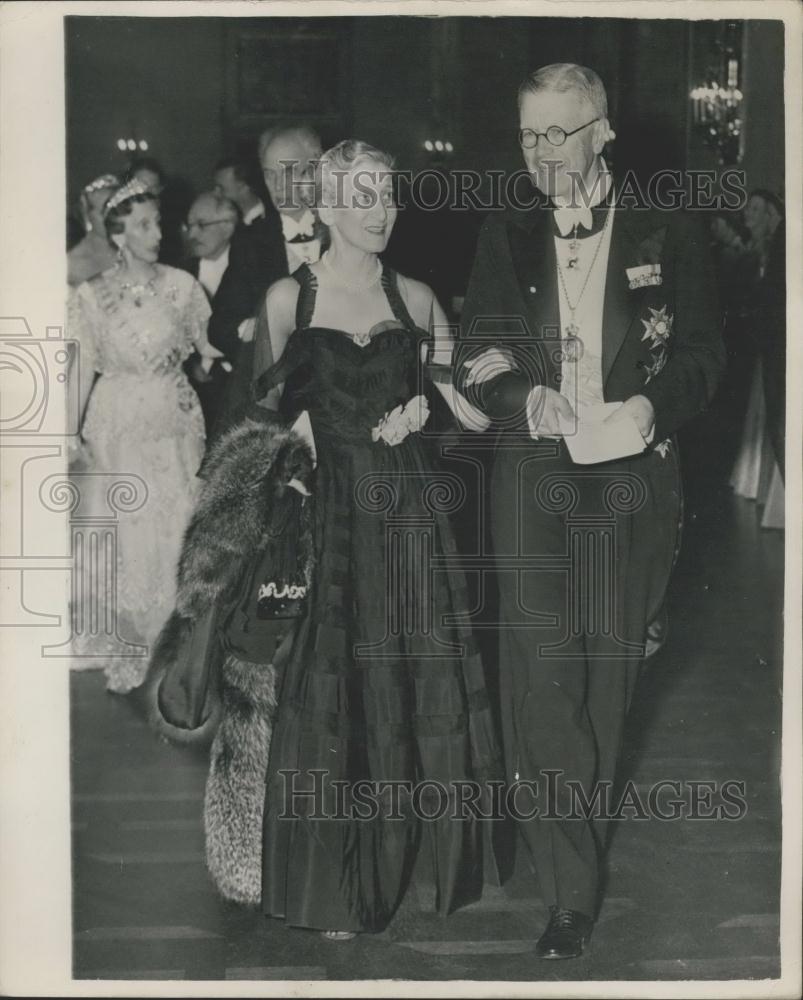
[71,421,785,984]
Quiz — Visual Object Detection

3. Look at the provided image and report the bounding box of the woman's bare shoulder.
[266,275,300,304]
[394,272,436,327]
[265,276,300,328]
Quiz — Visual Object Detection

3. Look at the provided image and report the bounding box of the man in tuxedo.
[214,156,266,228]
[458,64,724,959]
[207,124,323,436]
[184,191,239,298]
[181,191,239,433]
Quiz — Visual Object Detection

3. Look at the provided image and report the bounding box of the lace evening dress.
[69,264,209,692]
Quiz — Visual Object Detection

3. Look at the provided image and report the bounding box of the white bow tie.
[553,205,594,237]
[281,210,315,242]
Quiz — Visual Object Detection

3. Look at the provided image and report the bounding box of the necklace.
[567,225,580,268]
[321,252,383,293]
[555,206,611,354]
[114,263,159,307]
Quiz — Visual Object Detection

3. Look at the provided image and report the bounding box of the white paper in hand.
[558,402,646,464]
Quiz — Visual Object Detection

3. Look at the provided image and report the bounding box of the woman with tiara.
[208,140,502,939]
[69,178,223,693]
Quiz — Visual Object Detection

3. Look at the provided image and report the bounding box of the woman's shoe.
[321,930,357,941]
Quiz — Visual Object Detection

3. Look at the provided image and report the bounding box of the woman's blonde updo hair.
[316,139,395,210]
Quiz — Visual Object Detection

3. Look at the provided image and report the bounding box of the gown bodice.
[69,264,210,379]
[257,264,431,447]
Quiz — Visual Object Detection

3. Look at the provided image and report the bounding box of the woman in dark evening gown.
[252,141,501,938]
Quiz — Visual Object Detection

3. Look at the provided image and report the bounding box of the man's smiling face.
[519,88,603,204]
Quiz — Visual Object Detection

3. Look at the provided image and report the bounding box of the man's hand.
[527,386,575,437]
[238,317,256,343]
[605,394,655,441]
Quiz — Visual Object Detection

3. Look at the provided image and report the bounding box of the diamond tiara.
[82,173,120,196]
[103,177,153,217]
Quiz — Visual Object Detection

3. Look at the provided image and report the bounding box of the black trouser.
[490,440,676,916]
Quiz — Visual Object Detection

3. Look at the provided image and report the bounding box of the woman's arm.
[252,277,299,412]
[67,287,100,436]
[457,217,534,424]
[399,276,490,433]
[184,277,224,368]
[426,293,490,432]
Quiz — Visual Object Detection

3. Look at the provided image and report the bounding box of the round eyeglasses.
[518,117,600,150]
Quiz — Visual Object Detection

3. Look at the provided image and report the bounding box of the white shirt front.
[526,186,654,447]
[526,166,616,439]
[554,203,615,413]
[197,245,230,300]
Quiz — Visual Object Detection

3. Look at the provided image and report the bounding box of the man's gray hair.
[257,124,322,165]
[518,63,608,118]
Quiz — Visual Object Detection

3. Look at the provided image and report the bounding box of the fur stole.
[144,416,314,744]
[204,650,280,905]
[143,418,313,904]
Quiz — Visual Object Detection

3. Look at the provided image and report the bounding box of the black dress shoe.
[535,906,594,959]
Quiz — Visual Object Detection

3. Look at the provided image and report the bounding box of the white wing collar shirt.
[280,208,321,271]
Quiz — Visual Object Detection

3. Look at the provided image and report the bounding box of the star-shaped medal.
[641,305,673,345]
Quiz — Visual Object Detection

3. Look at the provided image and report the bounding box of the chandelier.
[689,22,744,166]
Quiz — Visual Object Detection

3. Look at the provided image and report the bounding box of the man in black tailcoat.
[457,63,725,959]
[207,125,324,436]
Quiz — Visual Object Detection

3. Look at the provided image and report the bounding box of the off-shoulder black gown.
[257,264,501,933]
